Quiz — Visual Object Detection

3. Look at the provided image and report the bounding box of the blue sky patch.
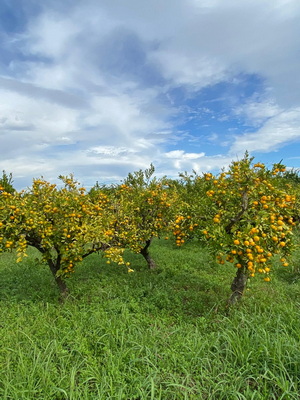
[1,0,300,188]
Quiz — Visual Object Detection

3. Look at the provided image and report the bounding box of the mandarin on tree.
[0,175,130,296]
[201,154,296,303]
[89,164,179,269]
[172,153,296,303]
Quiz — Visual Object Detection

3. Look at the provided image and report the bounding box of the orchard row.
[0,154,298,302]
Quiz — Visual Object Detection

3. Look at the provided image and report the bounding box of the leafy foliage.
[90,165,179,263]
[0,170,15,194]
[170,154,297,302]
[0,175,128,293]
[0,157,299,301]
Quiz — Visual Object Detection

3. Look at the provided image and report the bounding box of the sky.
[1,0,300,189]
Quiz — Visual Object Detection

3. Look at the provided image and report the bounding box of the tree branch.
[225,191,249,234]
[82,242,110,259]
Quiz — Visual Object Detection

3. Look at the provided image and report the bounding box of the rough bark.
[228,266,248,304]
[140,239,157,270]
[26,235,69,298]
[25,234,68,298]
[224,192,249,304]
[47,258,69,298]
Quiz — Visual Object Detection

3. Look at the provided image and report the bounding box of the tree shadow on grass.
[72,242,233,317]
[0,241,232,317]
[276,267,300,283]
[0,251,60,303]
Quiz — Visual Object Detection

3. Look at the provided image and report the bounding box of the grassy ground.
[0,239,299,399]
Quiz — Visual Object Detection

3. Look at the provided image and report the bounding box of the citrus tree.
[166,172,212,247]
[0,175,129,296]
[90,165,179,269]
[202,155,296,303]
[173,155,297,303]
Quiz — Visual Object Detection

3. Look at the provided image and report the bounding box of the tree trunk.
[228,265,248,304]
[26,237,69,299]
[140,239,157,270]
[47,259,69,298]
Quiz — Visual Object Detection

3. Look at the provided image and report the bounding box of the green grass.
[0,239,299,399]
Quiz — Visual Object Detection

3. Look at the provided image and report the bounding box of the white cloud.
[230,107,300,154]
[88,146,134,157]
[151,53,227,89]
[158,150,233,177]
[26,14,79,59]
[1,0,300,188]
[233,98,281,127]
[165,150,205,160]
